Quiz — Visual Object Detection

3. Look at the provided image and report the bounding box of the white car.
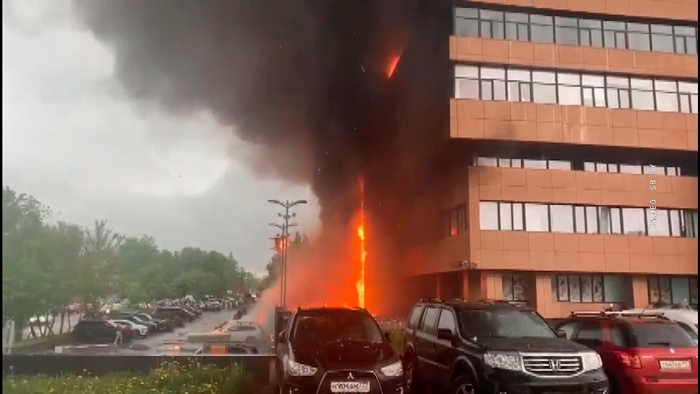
[194,321,269,351]
[109,319,149,337]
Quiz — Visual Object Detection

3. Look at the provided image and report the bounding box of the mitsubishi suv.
[402,298,609,393]
[276,306,405,393]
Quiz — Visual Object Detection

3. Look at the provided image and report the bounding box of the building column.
[461,271,470,300]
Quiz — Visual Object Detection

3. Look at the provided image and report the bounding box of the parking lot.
[54,310,236,356]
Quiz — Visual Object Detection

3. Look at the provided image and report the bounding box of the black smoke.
[71,0,453,315]
[72,0,420,223]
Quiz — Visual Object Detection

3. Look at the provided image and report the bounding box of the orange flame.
[387,55,401,79]
[356,180,367,309]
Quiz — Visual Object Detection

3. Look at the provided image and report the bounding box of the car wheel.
[404,353,421,394]
[451,375,476,394]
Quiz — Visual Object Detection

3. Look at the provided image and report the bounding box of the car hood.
[476,336,591,353]
[292,341,397,370]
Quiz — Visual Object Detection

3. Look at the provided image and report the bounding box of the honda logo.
[549,359,561,371]
[347,372,354,380]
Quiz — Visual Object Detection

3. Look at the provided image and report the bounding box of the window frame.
[453,6,699,56]
[454,64,699,115]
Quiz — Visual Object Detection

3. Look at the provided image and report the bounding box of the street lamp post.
[267,199,307,308]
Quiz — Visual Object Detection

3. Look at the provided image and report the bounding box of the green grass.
[3,361,252,393]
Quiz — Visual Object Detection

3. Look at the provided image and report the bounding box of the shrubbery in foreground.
[2,361,252,393]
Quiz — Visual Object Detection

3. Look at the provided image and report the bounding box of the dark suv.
[276,307,405,394]
[402,299,609,393]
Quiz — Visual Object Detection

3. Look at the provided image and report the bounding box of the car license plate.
[659,360,691,370]
[330,381,371,393]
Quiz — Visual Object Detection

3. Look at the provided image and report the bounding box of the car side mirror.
[384,331,392,342]
[278,331,287,344]
[437,329,455,341]
[556,330,568,339]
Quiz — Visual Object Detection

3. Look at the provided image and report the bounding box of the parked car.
[153,306,195,323]
[108,313,158,333]
[402,298,608,393]
[132,312,174,332]
[109,319,149,337]
[204,300,223,311]
[180,305,202,318]
[276,307,404,394]
[622,307,698,343]
[554,310,698,393]
[72,320,126,344]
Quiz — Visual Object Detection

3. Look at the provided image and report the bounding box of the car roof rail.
[419,297,443,303]
[570,310,668,319]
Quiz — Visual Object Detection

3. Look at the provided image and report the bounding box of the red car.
[556,311,698,393]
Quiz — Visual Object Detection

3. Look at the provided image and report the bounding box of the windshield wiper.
[646,341,672,347]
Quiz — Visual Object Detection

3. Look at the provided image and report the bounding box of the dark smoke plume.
[72,0,452,315]
[72,0,417,222]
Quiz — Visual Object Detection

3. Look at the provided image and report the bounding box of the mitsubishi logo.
[347,372,355,380]
[549,359,561,371]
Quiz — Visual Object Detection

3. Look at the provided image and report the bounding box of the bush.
[387,328,406,355]
[2,361,252,393]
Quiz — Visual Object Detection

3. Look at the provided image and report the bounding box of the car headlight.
[581,352,603,372]
[484,351,522,371]
[380,361,403,377]
[287,359,318,377]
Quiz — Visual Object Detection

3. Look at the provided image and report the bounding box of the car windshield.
[460,309,555,339]
[292,312,383,344]
[629,323,698,348]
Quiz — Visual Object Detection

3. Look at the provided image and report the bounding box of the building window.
[554,274,607,303]
[583,162,682,176]
[454,6,699,56]
[454,64,699,115]
[475,157,571,170]
[503,273,529,301]
[478,201,698,238]
[445,203,468,237]
[648,276,699,306]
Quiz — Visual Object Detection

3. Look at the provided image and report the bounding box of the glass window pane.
[513,203,524,231]
[669,210,683,236]
[477,157,498,167]
[550,205,574,233]
[599,207,612,234]
[575,206,586,233]
[651,33,675,53]
[533,71,556,83]
[622,208,646,235]
[656,92,679,112]
[648,209,670,236]
[559,85,582,105]
[629,32,651,51]
[523,159,547,169]
[480,202,499,230]
[508,69,531,82]
[455,18,480,37]
[548,160,571,170]
[631,90,655,110]
[586,206,599,233]
[533,84,557,104]
[525,203,549,232]
[500,203,513,230]
[611,208,622,234]
[456,79,480,99]
[455,8,479,18]
[455,65,479,78]
[619,164,643,174]
[482,67,506,80]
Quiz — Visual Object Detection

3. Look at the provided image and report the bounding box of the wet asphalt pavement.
[56,310,237,356]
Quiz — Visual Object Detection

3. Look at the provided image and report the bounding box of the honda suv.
[555,310,698,393]
[276,307,405,394]
[402,298,609,393]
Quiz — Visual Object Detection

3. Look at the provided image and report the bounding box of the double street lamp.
[267,199,307,308]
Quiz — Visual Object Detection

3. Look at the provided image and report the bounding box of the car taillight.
[615,351,642,369]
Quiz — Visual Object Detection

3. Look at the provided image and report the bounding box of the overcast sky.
[2,0,320,276]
